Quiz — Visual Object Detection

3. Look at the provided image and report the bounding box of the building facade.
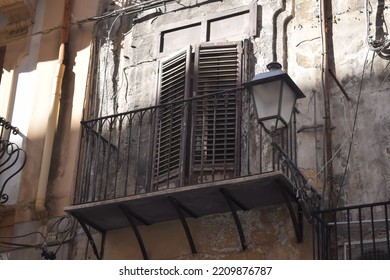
[0,0,389,260]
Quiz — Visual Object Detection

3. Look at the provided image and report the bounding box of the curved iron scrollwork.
[0,117,27,204]
[272,141,321,222]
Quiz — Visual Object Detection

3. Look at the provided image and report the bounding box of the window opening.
[154,42,244,188]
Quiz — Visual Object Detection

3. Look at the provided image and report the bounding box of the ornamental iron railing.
[313,200,390,259]
[74,89,319,214]
[0,117,27,204]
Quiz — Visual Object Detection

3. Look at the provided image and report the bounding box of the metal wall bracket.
[282,190,303,243]
[72,212,105,260]
[118,205,149,260]
[328,69,350,101]
[220,188,248,250]
[168,196,198,254]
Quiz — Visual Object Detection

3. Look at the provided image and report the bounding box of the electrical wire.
[312,47,370,208]
[0,232,83,250]
[0,216,80,259]
[0,231,45,240]
[1,0,177,45]
[0,240,40,248]
[0,232,84,258]
[46,216,68,234]
[311,136,351,180]
[379,60,390,88]
[334,49,371,208]
[54,217,77,256]
[316,1,388,209]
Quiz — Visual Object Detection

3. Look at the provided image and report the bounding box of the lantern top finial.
[266,62,282,71]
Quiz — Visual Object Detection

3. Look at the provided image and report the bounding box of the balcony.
[65,89,319,258]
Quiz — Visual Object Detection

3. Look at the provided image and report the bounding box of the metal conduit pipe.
[319,0,334,209]
[35,0,71,222]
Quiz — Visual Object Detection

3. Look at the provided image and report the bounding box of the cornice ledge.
[0,0,36,38]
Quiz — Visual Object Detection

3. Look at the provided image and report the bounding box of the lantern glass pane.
[262,118,278,131]
[280,81,297,125]
[252,80,282,120]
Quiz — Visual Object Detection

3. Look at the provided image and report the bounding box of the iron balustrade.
[0,117,27,204]
[74,89,317,209]
[313,200,390,259]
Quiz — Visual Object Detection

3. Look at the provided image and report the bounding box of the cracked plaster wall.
[292,0,390,208]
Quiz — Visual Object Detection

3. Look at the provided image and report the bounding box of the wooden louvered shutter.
[191,42,242,182]
[152,47,191,189]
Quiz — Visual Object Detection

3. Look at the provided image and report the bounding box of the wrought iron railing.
[74,89,318,211]
[312,201,390,259]
[0,117,27,204]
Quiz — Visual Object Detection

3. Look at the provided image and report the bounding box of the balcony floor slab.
[65,171,295,232]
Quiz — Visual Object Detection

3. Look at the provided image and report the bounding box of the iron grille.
[0,117,27,204]
[313,201,390,260]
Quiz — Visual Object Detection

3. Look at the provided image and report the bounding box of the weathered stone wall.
[291,0,390,208]
[102,205,312,260]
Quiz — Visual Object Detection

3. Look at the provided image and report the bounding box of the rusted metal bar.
[328,69,351,101]
[320,0,335,209]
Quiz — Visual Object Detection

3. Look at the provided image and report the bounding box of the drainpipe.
[35,0,71,222]
[2,69,17,141]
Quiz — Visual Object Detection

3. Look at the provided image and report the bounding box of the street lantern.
[243,62,305,133]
